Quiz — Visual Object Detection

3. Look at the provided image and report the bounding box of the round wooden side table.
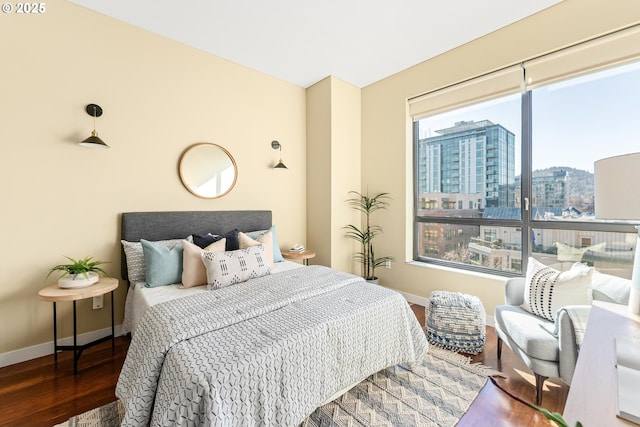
[38,277,118,374]
[282,249,316,266]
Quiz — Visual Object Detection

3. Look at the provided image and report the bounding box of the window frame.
[413,75,639,277]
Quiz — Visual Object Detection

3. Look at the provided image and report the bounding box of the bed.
[115,210,428,426]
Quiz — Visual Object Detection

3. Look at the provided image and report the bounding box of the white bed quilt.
[116,265,428,426]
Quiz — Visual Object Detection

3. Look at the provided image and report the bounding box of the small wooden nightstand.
[38,277,118,374]
[282,249,316,266]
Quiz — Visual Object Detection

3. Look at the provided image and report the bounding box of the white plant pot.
[58,272,99,289]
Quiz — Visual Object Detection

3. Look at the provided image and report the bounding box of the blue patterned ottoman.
[425,291,486,354]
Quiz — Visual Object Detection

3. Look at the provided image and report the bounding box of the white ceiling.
[67,0,562,88]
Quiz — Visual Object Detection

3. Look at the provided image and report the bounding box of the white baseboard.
[397,290,430,307]
[0,325,123,369]
[399,290,495,327]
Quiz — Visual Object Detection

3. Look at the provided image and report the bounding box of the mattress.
[121,260,303,335]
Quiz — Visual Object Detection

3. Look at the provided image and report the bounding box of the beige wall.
[361,0,640,312]
[306,78,333,266]
[306,76,361,273]
[329,78,361,273]
[0,0,306,356]
[3,0,640,363]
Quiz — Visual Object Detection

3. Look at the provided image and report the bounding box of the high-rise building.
[514,169,569,210]
[533,170,568,209]
[417,120,516,210]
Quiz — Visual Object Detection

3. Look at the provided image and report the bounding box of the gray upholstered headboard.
[120,210,272,281]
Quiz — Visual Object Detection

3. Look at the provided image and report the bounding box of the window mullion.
[521,91,533,272]
[413,120,420,261]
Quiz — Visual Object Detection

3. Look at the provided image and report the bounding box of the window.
[412,27,640,278]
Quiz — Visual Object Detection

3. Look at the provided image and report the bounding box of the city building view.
[416,119,635,277]
[417,120,515,210]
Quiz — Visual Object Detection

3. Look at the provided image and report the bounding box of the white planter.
[58,272,99,289]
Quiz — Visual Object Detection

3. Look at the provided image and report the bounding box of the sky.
[418,61,640,174]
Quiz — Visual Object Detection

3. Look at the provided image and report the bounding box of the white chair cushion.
[494,305,558,361]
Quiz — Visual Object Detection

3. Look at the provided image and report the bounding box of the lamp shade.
[79,130,109,148]
[595,152,640,315]
[594,152,640,220]
[274,160,287,169]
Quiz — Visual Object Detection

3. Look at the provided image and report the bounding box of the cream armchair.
[494,271,630,405]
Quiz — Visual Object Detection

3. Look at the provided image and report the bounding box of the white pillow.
[201,245,271,290]
[591,270,631,304]
[521,257,594,321]
[181,238,226,288]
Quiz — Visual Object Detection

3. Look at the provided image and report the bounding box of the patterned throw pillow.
[201,245,271,290]
[121,237,190,283]
[521,257,594,321]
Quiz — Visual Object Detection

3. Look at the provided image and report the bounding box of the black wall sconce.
[271,140,287,169]
[79,104,109,148]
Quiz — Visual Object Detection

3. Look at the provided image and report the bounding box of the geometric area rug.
[302,346,501,427]
[55,346,500,427]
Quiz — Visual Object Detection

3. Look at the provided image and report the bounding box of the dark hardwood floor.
[0,304,567,426]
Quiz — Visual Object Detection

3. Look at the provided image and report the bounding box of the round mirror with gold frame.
[179,143,238,199]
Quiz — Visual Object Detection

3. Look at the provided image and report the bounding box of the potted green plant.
[344,191,394,283]
[46,256,109,289]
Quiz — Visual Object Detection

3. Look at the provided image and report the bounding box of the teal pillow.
[141,238,184,287]
[247,225,284,262]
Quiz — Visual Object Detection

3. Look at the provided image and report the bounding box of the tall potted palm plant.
[344,191,394,283]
